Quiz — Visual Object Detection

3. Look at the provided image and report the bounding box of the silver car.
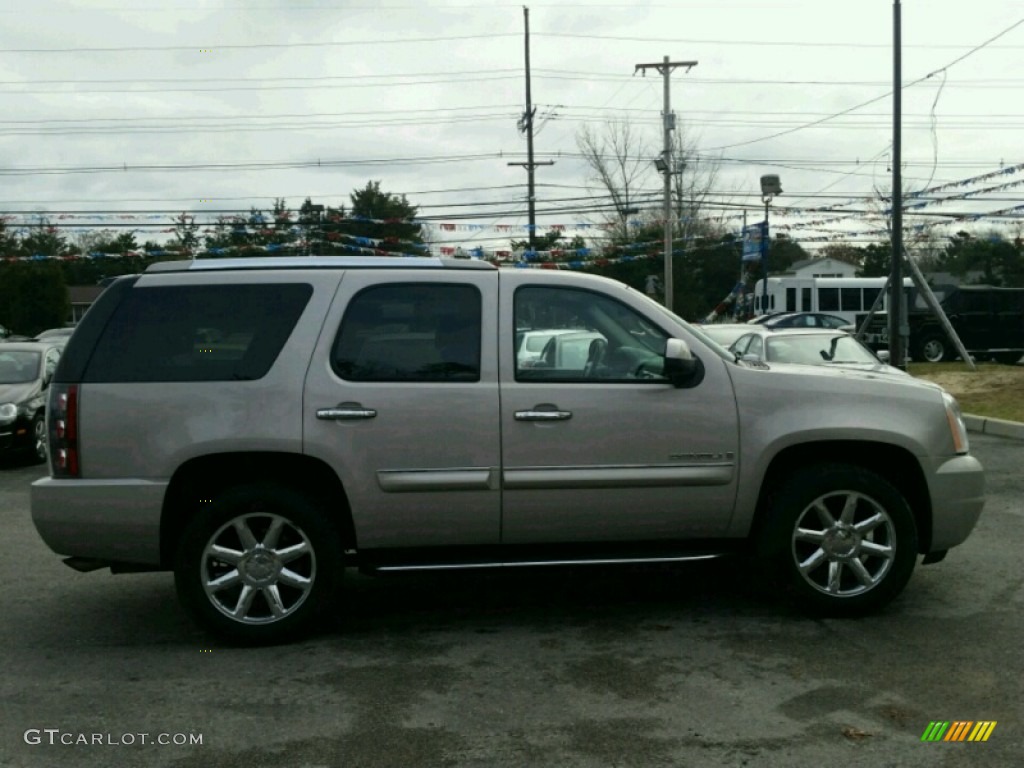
[729,327,905,375]
[31,257,984,644]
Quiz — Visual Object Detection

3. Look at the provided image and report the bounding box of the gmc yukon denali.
[30,257,985,643]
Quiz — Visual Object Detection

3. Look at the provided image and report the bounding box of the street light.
[759,174,782,316]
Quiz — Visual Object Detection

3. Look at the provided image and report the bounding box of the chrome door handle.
[514,408,572,422]
[317,405,377,421]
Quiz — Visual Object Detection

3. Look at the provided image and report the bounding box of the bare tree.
[576,119,653,242]
[670,128,729,245]
[576,118,728,248]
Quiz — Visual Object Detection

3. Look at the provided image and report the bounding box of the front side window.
[746,336,764,359]
[83,284,312,382]
[513,286,669,382]
[333,283,481,382]
[731,335,752,356]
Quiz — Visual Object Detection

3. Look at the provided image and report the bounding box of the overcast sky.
[1,0,1023,256]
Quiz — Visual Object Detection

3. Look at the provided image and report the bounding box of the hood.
[747,359,945,393]
[814,361,911,378]
[0,381,40,405]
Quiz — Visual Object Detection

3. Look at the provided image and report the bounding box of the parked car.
[728,328,905,375]
[31,257,984,643]
[746,312,792,325]
[33,327,75,342]
[534,329,606,372]
[698,323,757,350]
[515,328,578,368]
[853,285,1024,364]
[759,312,849,330]
[0,341,64,463]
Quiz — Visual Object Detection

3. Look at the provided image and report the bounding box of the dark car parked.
[853,285,1024,364]
[0,341,64,463]
[759,312,849,330]
[33,327,75,342]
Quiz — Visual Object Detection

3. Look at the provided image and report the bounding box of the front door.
[498,273,740,544]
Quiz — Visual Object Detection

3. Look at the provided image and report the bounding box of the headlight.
[0,402,16,425]
[942,392,970,455]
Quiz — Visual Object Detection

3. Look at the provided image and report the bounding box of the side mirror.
[664,338,704,388]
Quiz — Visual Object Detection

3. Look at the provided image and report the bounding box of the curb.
[963,413,1024,441]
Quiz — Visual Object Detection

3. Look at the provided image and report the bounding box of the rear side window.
[82,284,313,382]
[333,283,481,382]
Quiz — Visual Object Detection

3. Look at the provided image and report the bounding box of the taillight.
[49,384,80,477]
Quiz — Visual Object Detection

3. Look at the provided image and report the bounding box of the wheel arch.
[160,452,356,568]
[751,441,933,555]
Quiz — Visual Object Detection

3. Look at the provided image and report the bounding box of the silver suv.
[31,257,985,643]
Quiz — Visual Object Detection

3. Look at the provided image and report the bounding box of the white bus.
[753,276,913,325]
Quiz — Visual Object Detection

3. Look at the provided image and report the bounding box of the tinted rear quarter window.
[82,283,313,382]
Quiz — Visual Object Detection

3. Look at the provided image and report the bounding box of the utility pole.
[889,0,906,368]
[508,6,553,252]
[635,56,697,313]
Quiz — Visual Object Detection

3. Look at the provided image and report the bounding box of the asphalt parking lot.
[1,434,1021,768]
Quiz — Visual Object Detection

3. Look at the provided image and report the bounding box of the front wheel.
[175,484,343,644]
[760,463,918,616]
[30,414,47,464]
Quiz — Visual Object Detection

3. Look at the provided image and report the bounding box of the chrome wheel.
[200,513,316,624]
[762,463,917,616]
[791,490,896,598]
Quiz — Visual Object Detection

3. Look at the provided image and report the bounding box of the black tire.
[29,413,47,464]
[174,484,344,644]
[914,333,950,363]
[759,463,918,617]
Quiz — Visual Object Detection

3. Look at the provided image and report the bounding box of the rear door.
[303,269,501,550]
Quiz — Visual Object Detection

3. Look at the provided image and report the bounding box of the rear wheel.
[915,333,950,363]
[175,484,343,644]
[760,463,918,616]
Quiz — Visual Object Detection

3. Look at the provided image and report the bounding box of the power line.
[702,14,1024,152]
[0,33,518,54]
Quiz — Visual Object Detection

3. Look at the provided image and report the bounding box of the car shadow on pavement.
[13,557,790,648]
[333,557,788,637]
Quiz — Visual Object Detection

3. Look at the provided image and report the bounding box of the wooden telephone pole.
[508,6,553,252]
[634,57,697,312]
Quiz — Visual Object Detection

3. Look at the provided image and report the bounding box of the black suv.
[855,285,1024,364]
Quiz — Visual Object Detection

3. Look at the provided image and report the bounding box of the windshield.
[765,335,879,365]
[0,350,42,384]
